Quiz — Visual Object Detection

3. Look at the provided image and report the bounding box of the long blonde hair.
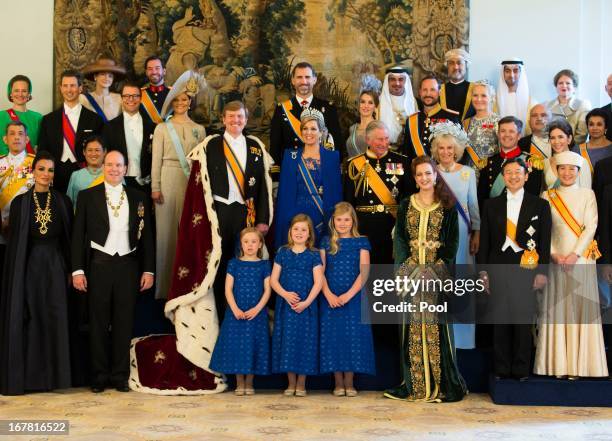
[328,202,360,255]
[287,214,316,249]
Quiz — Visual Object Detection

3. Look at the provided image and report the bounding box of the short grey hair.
[365,120,388,139]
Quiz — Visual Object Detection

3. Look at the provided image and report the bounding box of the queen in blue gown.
[209,258,271,376]
[274,109,342,249]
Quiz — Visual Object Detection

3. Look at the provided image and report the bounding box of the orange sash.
[578,143,593,175]
[141,89,164,124]
[223,139,255,226]
[351,155,396,207]
[547,189,601,260]
[407,113,426,157]
[506,218,539,269]
[280,100,304,143]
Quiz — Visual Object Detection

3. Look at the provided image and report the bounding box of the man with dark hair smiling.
[38,70,104,193]
[478,157,551,380]
[140,56,171,125]
[477,116,542,207]
[269,61,342,176]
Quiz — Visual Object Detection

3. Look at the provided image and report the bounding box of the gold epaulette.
[528,155,544,171]
[347,157,364,181]
[27,153,35,158]
[475,158,488,169]
[270,165,280,174]
[443,107,460,116]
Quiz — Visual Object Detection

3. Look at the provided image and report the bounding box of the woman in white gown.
[543,119,591,189]
[534,150,608,378]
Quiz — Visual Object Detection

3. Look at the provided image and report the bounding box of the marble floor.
[1,389,611,441]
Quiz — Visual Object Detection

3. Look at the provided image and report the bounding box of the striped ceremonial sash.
[351,155,397,207]
[407,113,426,157]
[62,109,77,157]
[578,143,593,175]
[6,109,34,154]
[440,83,448,110]
[297,156,324,223]
[547,189,601,260]
[530,142,547,159]
[141,89,164,124]
[223,139,255,226]
[280,100,304,143]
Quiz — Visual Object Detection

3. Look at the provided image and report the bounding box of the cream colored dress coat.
[542,155,591,190]
[151,119,205,299]
[79,91,122,121]
[545,97,591,145]
[534,185,608,377]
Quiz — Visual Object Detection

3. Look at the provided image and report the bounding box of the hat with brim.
[555,150,583,168]
[82,58,126,81]
[161,70,207,119]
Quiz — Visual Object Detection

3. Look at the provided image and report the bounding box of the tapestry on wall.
[54,0,469,138]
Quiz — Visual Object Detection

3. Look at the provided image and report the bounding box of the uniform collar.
[366,148,388,160]
[500,146,522,159]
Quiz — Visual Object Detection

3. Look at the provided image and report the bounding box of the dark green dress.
[385,194,467,402]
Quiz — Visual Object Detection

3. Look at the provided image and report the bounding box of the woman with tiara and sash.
[430,122,480,350]
[385,155,466,402]
[151,71,206,299]
[274,108,342,249]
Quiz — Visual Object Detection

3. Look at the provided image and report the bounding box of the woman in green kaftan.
[385,155,467,402]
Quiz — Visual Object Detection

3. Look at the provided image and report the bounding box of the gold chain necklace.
[105,188,126,217]
[33,191,52,235]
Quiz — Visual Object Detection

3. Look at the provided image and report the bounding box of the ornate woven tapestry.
[54,0,469,138]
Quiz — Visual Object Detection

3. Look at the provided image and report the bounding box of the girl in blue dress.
[271,214,324,396]
[320,202,375,397]
[209,227,271,396]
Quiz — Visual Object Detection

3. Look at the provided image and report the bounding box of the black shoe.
[114,381,130,392]
[91,385,105,393]
[383,383,409,401]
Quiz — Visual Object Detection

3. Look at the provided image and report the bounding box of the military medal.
[375,160,382,173]
[249,177,256,187]
[138,201,144,218]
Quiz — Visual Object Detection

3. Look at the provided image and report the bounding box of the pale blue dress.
[439,165,480,349]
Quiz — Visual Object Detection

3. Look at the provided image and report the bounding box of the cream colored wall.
[0,0,610,120]
[0,0,55,114]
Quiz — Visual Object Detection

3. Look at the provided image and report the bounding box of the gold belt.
[356,204,398,214]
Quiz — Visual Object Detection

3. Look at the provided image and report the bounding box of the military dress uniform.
[402,104,460,162]
[440,81,475,121]
[269,96,343,180]
[0,151,34,242]
[139,84,171,125]
[345,149,415,264]
[476,146,543,208]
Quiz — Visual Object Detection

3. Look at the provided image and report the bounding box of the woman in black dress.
[0,151,73,395]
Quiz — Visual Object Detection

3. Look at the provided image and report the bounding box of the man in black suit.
[38,70,104,193]
[477,157,552,380]
[72,150,155,393]
[402,74,460,161]
[104,81,154,192]
[597,73,612,142]
[477,116,543,208]
[140,56,171,125]
[269,61,342,179]
[204,101,271,318]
